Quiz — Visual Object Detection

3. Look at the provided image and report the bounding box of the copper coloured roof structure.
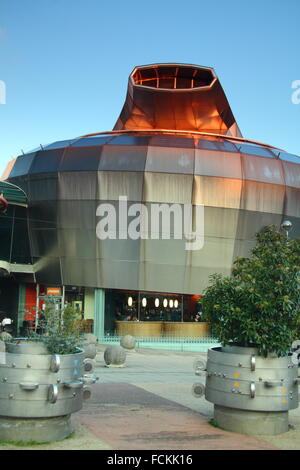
[113,63,243,138]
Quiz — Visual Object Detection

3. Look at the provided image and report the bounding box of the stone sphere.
[0,332,12,342]
[84,333,98,344]
[120,335,136,350]
[83,341,97,359]
[104,345,126,366]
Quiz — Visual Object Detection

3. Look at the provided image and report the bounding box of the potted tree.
[200,225,300,435]
[0,303,97,443]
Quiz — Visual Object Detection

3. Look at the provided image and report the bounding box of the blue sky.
[0,0,300,175]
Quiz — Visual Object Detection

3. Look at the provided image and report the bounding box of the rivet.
[72,392,76,397]
[2,377,7,382]
[238,363,242,367]
[57,379,61,383]
[27,364,31,368]
[9,394,13,399]
[12,363,16,368]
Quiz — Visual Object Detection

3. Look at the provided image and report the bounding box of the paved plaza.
[1,345,300,450]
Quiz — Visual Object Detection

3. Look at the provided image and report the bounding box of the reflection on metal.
[114,64,242,137]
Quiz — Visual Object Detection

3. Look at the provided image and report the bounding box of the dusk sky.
[0,0,300,175]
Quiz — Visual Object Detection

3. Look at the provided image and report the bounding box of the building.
[1,63,300,338]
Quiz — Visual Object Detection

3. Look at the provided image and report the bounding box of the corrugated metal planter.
[0,339,97,442]
[194,345,299,435]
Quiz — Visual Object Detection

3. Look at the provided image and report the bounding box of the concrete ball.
[104,345,126,366]
[84,334,98,344]
[120,335,136,350]
[0,332,12,342]
[82,341,97,359]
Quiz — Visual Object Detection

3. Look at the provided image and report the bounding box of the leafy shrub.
[202,225,300,357]
[31,303,83,354]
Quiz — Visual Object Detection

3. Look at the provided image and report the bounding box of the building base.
[214,405,289,435]
[0,414,73,443]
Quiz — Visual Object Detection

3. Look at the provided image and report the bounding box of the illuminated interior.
[132,64,215,90]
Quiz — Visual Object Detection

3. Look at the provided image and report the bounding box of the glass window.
[239,143,276,158]
[149,135,194,148]
[198,139,239,153]
[72,135,112,147]
[108,135,150,146]
[278,152,300,163]
[44,140,76,150]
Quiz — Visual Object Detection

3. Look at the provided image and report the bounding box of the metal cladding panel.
[59,147,101,171]
[97,259,139,290]
[240,181,285,214]
[285,187,300,217]
[97,238,140,262]
[9,153,37,177]
[60,257,97,286]
[241,154,284,185]
[143,172,193,204]
[139,239,187,266]
[28,173,58,201]
[57,200,96,229]
[282,161,300,189]
[187,236,236,270]
[233,210,283,242]
[138,261,186,294]
[99,145,147,171]
[58,171,97,200]
[29,149,65,174]
[193,176,242,209]
[184,265,230,295]
[59,229,96,259]
[97,171,144,201]
[203,207,240,239]
[145,145,194,174]
[195,150,242,179]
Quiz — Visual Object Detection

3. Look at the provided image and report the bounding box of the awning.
[0,180,27,207]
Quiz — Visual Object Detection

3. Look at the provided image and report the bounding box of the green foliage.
[202,225,300,357]
[30,302,83,355]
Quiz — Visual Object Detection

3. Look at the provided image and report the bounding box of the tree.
[202,225,300,357]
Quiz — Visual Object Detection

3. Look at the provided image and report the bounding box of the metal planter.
[0,340,97,442]
[195,346,299,435]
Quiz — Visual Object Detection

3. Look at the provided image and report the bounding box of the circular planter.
[0,340,90,442]
[205,345,299,435]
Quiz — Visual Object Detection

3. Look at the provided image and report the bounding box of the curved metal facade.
[4,63,300,294]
